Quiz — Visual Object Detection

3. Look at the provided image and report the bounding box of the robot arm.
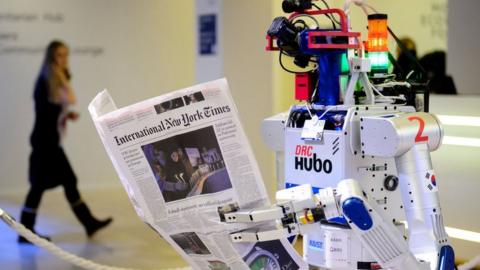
[360,112,455,270]
[222,180,429,270]
[337,179,429,270]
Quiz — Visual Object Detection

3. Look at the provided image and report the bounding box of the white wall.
[0,0,195,194]
[223,0,275,199]
[447,0,480,95]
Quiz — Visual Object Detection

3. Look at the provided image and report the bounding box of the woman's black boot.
[71,201,112,237]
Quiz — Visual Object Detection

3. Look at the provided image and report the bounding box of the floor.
[0,187,189,270]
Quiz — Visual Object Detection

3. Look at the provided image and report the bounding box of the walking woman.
[18,40,112,243]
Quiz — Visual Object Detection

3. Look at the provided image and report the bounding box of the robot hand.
[220,184,331,242]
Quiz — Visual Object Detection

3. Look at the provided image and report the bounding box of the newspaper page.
[88,78,307,270]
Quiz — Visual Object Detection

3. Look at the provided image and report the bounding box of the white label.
[301,116,325,141]
[324,230,349,268]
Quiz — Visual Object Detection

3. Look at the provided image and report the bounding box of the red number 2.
[408,116,429,142]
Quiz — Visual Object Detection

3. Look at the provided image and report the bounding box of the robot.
[220,1,455,269]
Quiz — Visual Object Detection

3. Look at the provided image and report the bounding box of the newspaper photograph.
[141,125,231,203]
[88,78,307,269]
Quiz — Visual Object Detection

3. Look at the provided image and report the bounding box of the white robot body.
[264,105,414,268]
[259,105,451,269]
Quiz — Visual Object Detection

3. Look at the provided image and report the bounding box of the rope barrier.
[0,207,191,270]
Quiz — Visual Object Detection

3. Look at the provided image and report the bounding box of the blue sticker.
[308,239,324,251]
[198,14,216,55]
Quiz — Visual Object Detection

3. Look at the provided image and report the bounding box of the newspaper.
[88,78,307,270]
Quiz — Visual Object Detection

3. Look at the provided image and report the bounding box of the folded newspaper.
[88,78,307,270]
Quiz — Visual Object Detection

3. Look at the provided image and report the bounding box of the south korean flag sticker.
[425,170,438,192]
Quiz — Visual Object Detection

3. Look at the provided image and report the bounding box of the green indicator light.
[340,53,349,74]
[368,52,389,71]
